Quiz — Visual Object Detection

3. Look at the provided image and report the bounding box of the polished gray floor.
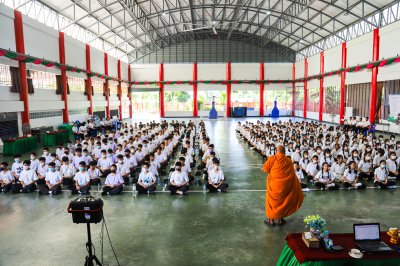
[0,118,399,266]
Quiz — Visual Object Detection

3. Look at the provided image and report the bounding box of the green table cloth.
[277,244,400,266]
[277,233,400,266]
[42,130,69,146]
[58,124,73,141]
[3,136,38,156]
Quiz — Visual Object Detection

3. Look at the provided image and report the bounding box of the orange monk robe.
[262,153,304,219]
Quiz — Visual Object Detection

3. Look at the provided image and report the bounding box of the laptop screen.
[354,224,380,241]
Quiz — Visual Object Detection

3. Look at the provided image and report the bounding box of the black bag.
[68,196,103,224]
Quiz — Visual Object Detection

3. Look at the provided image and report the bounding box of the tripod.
[84,223,102,266]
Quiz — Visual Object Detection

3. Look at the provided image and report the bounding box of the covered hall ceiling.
[29,0,398,62]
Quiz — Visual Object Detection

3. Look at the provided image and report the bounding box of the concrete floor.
[0,118,399,266]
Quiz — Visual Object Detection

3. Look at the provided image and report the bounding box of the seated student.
[36,157,48,186]
[88,161,102,186]
[293,161,308,190]
[101,165,124,196]
[373,148,386,168]
[72,148,88,169]
[347,150,360,166]
[178,156,194,183]
[97,150,113,177]
[0,162,14,193]
[314,162,339,190]
[319,149,333,167]
[291,147,302,162]
[38,162,62,195]
[11,154,23,180]
[305,155,320,182]
[168,162,189,195]
[342,161,366,190]
[299,151,310,176]
[14,160,38,193]
[374,160,397,189]
[358,153,374,181]
[30,152,39,172]
[386,152,400,180]
[82,149,93,164]
[116,154,131,185]
[137,162,156,194]
[60,157,76,190]
[42,148,52,164]
[331,155,346,182]
[72,162,91,195]
[207,159,228,193]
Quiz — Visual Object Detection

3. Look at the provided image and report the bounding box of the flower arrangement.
[304,214,326,231]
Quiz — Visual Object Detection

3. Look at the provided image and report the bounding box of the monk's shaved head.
[276,145,285,154]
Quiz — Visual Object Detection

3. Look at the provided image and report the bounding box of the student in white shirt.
[306,155,320,182]
[386,152,400,180]
[88,161,102,186]
[314,162,339,190]
[72,162,91,195]
[36,157,48,186]
[374,160,397,189]
[358,154,373,180]
[331,155,346,181]
[14,160,38,193]
[60,157,76,190]
[342,161,366,190]
[42,148,52,164]
[30,152,39,172]
[0,162,14,192]
[38,162,63,195]
[137,162,156,194]
[101,165,124,196]
[168,162,189,195]
[97,150,113,177]
[293,161,307,189]
[11,154,23,179]
[72,148,89,169]
[116,154,131,184]
[207,159,228,193]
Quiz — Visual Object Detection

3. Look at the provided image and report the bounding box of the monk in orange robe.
[262,145,304,226]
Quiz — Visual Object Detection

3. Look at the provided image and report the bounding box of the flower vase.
[310,227,322,240]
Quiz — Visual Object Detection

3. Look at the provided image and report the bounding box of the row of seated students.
[0,120,192,195]
[237,120,399,191]
[166,121,229,195]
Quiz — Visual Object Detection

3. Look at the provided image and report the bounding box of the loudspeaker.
[67,196,103,224]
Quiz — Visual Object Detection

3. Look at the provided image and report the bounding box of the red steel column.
[128,64,133,118]
[85,44,93,115]
[59,32,69,123]
[14,10,30,126]
[117,60,123,120]
[159,63,165,118]
[339,42,347,125]
[369,28,380,124]
[292,63,296,116]
[303,58,308,118]
[226,61,232,117]
[193,62,198,117]
[259,62,265,117]
[319,51,324,121]
[104,53,110,119]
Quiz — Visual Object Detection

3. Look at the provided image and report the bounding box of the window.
[306,87,319,112]
[67,76,85,92]
[265,87,293,113]
[30,70,56,90]
[131,91,159,116]
[109,81,118,95]
[92,79,104,94]
[0,64,11,86]
[323,86,340,114]
[165,91,193,112]
[294,86,304,112]
[121,83,129,97]
[232,90,259,109]
[197,90,226,112]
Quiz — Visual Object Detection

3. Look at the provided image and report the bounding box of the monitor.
[354,223,381,241]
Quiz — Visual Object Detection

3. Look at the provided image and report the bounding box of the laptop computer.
[354,223,393,253]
